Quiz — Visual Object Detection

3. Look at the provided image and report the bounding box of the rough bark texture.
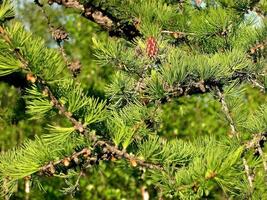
[48,0,141,41]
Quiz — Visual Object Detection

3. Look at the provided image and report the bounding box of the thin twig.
[215,86,239,138]
[257,145,267,174]
[216,86,256,191]
[3,178,9,200]
[245,132,267,187]
[42,84,86,133]
[161,30,195,39]
[242,158,253,190]
[249,78,265,92]
[34,1,69,62]
[96,140,163,170]
[24,176,30,200]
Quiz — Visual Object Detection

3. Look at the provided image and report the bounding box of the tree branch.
[40,142,163,177]
[0,24,163,176]
[47,0,140,41]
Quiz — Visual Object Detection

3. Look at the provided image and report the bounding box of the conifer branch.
[245,132,267,150]
[36,86,164,171]
[39,89,163,170]
[43,100,165,171]
[1,23,163,174]
[40,84,164,171]
[2,178,8,200]
[96,140,163,170]
[40,140,163,178]
[0,23,84,130]
[142,74,262,105]
[24,176,30,200]
[1,1,267,198]
[40,148,91,176]
[47,0,140,41]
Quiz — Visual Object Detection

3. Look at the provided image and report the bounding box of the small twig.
[96,140,163,170]
[258,144,267,175]
[215,86,239,138]
[245,133,266,149]
[24,176,31,200]
[3,178,9,200]
[41,84,86,133]
[41,148,91,175]
[34,1,69,61]
[161,30,195,39]
[40,139,163,177]
[141,186,149,200]
[243,158,253,190]
[34,1,83,77]
[249,78,265,92]
[245,133,267,187]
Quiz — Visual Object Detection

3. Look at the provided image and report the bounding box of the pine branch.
[40,148,91,176]
[42,85,163,170]
[145,74,250,105]
[245,132,267,149]
[47,0,140,41]
[41,82,163,171]
[161,30,192,39]
[37,85,163,171]
[24,176,30,200]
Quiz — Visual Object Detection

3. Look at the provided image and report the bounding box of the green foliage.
[0,137,59,197]
[0,0,14,22]
[147,137,247,199]
[54,80,107,125]
[105,71,137,107]
[0,0,266,199]
[6,22,67,80]
[43,125,76,145]
[245,104,267,133]
[138,136,194,165]
[108,103,149,149]
[24,85,53,119]
[0,51,23,76]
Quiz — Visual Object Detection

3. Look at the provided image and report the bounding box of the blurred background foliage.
[0,0,265,199]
